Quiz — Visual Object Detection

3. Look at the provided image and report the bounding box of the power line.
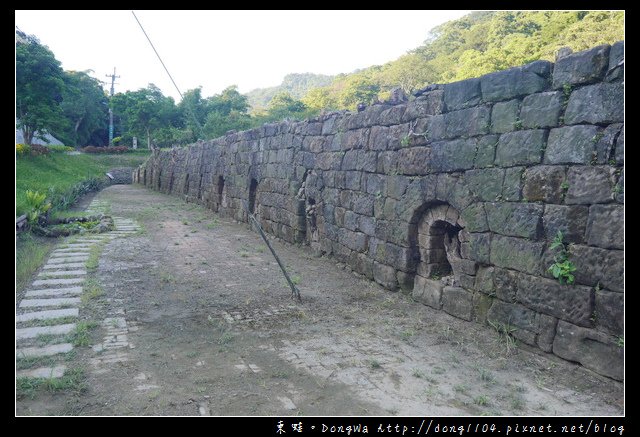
[131,11,203,139]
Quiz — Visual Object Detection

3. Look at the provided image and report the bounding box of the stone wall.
[135,42,624,380]
[107,167,134,185]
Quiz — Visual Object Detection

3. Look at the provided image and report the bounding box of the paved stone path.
[16,199,141,381]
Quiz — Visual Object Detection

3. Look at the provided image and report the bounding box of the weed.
[218,332,233,345]
[271,370,288,379]
[400,135,410,147]
[160,272,175,283]
[412,369,425,378]
[474,395,489,406]
[16,355,56,370]
[400,329,415,341]
[16,367,87,400]
[16,233,56,292]
[291,275,302,285]
[85,243,103,271]
[431,366,446,375]
[454,384,467,393]
[479,368,494,382]
[256,245,266,253]
[239,251,249,258]
[488,320,518,354]
[548,231,576,285]
[369,359,382,369]
[19,316,77,328]
[511,397,525,410]
[616,336,624,347]
[81,278,104,304]
[514,118,523,130]
[71,321,98,347]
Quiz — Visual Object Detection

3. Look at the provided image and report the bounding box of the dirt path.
[16,185,623,416]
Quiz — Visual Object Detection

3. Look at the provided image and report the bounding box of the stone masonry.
[135,42,624,380]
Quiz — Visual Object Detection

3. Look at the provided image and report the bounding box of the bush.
[82,145,129,154]
[16,143,31,156]
[29,144,50,156]
[48,145,74,153]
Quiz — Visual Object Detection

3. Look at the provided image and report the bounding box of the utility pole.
[105,67,120,146]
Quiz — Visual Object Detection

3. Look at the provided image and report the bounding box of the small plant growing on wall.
[548,231,576,285]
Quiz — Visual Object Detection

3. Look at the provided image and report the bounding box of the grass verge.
[16,233,56,293]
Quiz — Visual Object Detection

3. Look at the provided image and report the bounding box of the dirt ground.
[16,184,624,416]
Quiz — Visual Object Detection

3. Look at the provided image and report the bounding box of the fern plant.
[25,190,51,224]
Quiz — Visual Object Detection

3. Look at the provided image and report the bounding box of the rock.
[490,99,520,133]
[465,168,505,202]
[442,286,472,321]
[565,166,614,205]
[585,204,624,250]
[373,262,397,290]
[606,41,624,82]
[474,135,499,168]
[570,245,624,292]
[468,232,491,264]
[594,289,623,335]
[412,275,443,309]
[442,106,491,139]
[487,300,538,346]
[522,165,566,203]
[430,139,476,172]
[485,202,543,239]
[564,82,624,125]
[443,78,482,111]
[516,274,594,327]
[552,320,623,381]
[481,60,551,101]
[542,205,588,244]
[460,204,488,233]
[520,91,563,129]
[490,235,543,275]
[594,124,622,164]
[495,129,546,166]
[544,125,598,165]
[502,167,524,201]
[552,44,610,88]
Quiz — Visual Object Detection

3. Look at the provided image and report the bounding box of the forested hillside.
[245,73,334,110]
[301,11,624,111]
[16,11,623,148]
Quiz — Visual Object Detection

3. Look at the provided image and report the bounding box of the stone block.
[594,124,622,164]
[443,106,491,138]
[412,275,442,309]
[396,147,431,175]
[460,203,488,233]
[442,286,473,321]
[516,274,594,326]
[493,267,519,303]
[565,166,614,205]
[490,235,543,275]
[543,205,588,244]
[554,44,610,88]
[373,262,398,290]
[564,82,624,125]
[430,139,476,172]
[595,289,624,336]
[520,91,563,129]
[522,165,566,203]
[474,266,494,294]
[465,168,505,202]
[585,204,624,250]
[606,40,624,82]
[474,135,499,168]
[472,292,493,323]
[443,78,482,111]
[468,232,491,265]
[553,320,623,381]
[485,202,543,239]
[544,125,598,165]
[495,129,546,166]
[490,99,520,133]
[487,300,538,346]
[502,167,523,201]
[481,60,551,101]
[571,244,624,292]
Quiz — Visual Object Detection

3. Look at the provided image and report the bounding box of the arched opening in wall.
[183,174,190,196]
[248,178,258,215]
[409,203,466,307]
[217,176,226,211]
[197,174,204,201]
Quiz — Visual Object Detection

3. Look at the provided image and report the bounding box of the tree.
[16,33,65,145]
[57,70,109,146]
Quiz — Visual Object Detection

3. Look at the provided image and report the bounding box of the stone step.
[47,256,89,264]
[16,308,79,322]
[53,247,92,253]
[16,365,66,379]
[25,287,83,298]
[32,278,84,287]
[38,269,87,277]
[20,297,81,308]
[16,343,73,358]
[63,244,93,248]
[16,323,76,340]
[50,252,90,258]
[42,262,86,270]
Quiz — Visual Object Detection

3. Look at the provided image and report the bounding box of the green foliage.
[16,33,65,146]
[246,73,334,110]
[25,190,51,224]
[548,231,576,285]
[15,151,150,216]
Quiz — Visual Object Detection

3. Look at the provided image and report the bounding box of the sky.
[15,10,470,102]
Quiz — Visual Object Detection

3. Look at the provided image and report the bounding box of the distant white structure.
[15,119,64,146]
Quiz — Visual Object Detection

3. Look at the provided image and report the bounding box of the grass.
[369,359,382,369]
[474,395,489,406]
[18,316,78,328]
[85,243,104,271]
[81,278,104,304]
[16,367,87,399]
[71,321,99,347]
[16,150,150,216]
[16,233,56,293]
